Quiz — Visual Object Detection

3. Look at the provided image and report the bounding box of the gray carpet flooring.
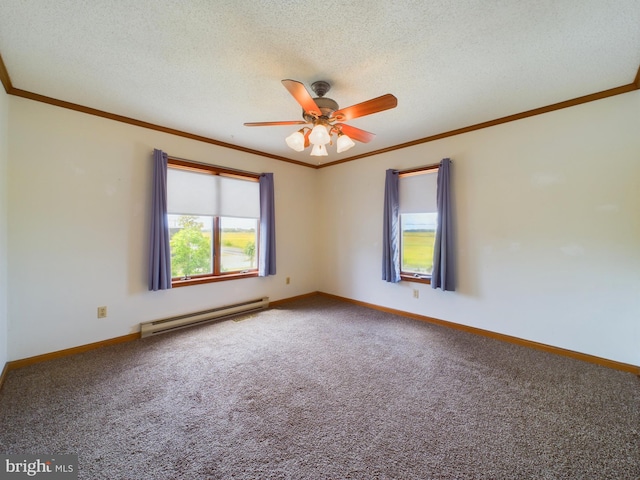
[1,295,638,479]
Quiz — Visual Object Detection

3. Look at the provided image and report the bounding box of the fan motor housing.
[303,97,339,122]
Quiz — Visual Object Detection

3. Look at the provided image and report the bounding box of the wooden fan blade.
[244,121,307,126]
[281,79,322,117]
[331,94,397,121]
[336,123,376,143]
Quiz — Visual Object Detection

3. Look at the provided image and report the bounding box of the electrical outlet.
[97,306,108,318]
[412,289,419,299]
[286,277,290,285]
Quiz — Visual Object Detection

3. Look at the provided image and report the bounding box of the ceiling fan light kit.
[336,132,356,153]
[245,79,397,158]
[285,129,306,152]
[309,124,331,145]
[310,143,328,157]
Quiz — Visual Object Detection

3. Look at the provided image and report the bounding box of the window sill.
[400,274,432,285]
[172,271,259,288]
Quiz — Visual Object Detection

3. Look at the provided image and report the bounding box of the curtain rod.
[397,160,444,176]
[167,155,261,178]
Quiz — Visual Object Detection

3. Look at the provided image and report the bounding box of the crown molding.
[1,52,638,170]
[319,80,639,168]
[0,53,13,93]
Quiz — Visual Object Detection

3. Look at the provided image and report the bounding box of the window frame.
[167,158,261,288]
[398,164,440,285]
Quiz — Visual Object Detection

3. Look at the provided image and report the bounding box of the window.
[399,166,439,283]
[167,159,260,287]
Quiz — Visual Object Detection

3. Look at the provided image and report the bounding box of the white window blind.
[399,171,438,213]
[167,168,260,218]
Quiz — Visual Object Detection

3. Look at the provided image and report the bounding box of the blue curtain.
[432,158,455,291]
[148,149,172,291]
[382,169,400,282]
[259,173,276,276]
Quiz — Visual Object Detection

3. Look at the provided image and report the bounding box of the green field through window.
[402,230,435,274]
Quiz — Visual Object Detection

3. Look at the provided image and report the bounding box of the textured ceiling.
[0,1,639,166]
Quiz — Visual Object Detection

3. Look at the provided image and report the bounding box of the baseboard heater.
[140,297,269,338]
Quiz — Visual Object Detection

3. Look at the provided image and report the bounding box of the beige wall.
[0,87,8,367]
[317,90,640,366]
[5,89,640,367]
[7,97,319,360]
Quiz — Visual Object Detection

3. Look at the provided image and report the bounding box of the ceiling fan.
[244,79,398,157]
